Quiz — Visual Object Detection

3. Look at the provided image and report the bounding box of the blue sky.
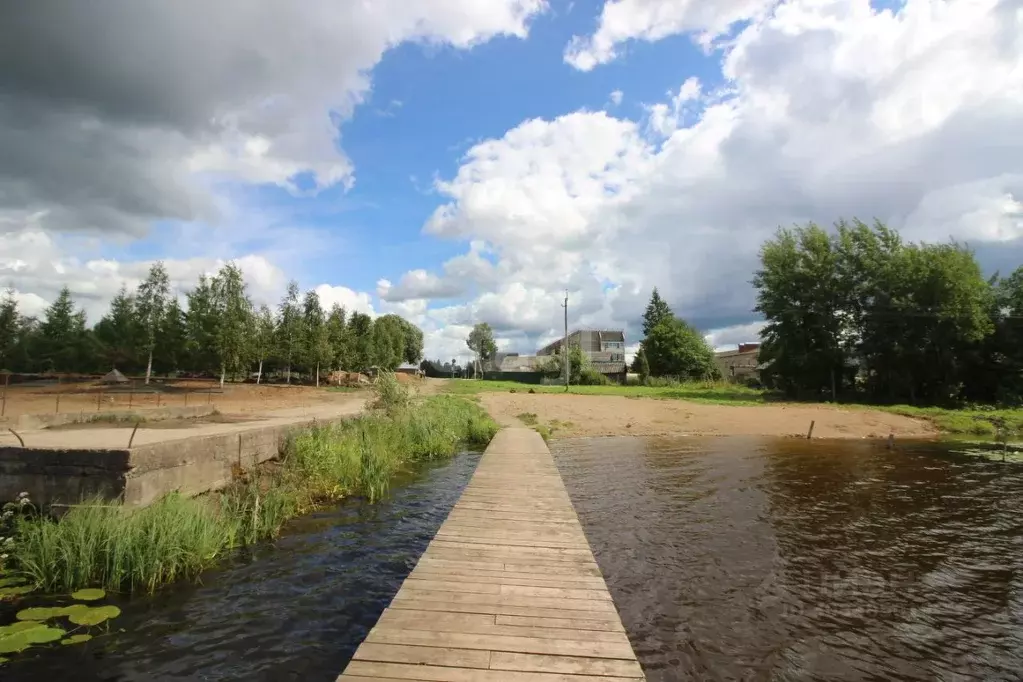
[261,0,718,295]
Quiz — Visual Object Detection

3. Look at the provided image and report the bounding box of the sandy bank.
[479,392,937,439]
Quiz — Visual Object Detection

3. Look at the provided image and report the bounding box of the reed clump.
[8,375,497,594]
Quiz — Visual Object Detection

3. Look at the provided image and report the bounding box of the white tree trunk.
[145,349,154,385]
[256,358,263,385]
[286,360,291,384]
[315,361,320,387]
[220,365,226,390]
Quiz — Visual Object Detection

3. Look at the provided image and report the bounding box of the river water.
[3,452,482,682]
[552,436,1023,682]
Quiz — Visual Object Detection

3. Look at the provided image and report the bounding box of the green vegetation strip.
[5,391,497,595]
[443,378,768,406]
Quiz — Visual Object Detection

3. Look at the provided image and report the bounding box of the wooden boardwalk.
[337,427,645,681]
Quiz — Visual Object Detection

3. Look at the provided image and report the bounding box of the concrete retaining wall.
[0,415,351,509]
[0,405,218,431]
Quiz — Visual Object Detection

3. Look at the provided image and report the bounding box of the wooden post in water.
[1,372,8,417]
[184,390,189,406]
[887,433,895,450]
[806,420,815,440]
[156,391,161,408]
[55,393,60,414]
[207,384,212,404]
[97,388,103,411]
[128,381,134,409]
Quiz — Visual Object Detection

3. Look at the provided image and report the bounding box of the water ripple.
[552,436,1023,682]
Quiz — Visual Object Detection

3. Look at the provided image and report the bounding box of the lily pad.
[0,577,28,588]
[0,621,44,636]
[68,605,121,627]
[70,588,106,601]
[16,606,70,621]
[60,634,92,645]
[0,625,65,654]
[0,656,7,664]
[0,585,34,598]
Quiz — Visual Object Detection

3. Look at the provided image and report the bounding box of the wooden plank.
[336,426,644,681]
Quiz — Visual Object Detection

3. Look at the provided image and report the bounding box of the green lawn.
[439,378,768,405]
[442,378,1023,437]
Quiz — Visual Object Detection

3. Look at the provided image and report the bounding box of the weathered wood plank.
[336,426,644,681]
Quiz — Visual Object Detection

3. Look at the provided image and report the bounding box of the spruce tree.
[642,288,674,336]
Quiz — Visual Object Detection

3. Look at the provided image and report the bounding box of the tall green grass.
[8,386,497,594]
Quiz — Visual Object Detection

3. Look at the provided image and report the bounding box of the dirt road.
[479,392,937,439]
[0,399,367,449]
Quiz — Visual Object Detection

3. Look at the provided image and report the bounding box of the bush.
[372,370,412,414]
[578,368,611,385]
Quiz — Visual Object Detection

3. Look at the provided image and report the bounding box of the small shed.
[99,368,130,385]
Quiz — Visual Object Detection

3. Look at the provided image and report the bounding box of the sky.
[1,0,1021,365]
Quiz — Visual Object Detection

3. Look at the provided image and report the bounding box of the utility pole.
[562,291,569,392]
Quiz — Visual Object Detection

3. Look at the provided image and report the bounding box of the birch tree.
[277,280,302,383]
[253,304,276,384]
[211,263,252,388]
[135,261,170,384]
[302,290,330,386]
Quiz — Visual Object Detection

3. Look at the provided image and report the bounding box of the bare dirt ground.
[479,392,938,440]
[0,379,370,419]
[0,399,368,449]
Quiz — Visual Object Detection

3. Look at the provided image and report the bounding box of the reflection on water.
[552,437,1023,682]
[2,452,481,682]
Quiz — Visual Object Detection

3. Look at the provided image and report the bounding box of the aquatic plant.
[7,395,497,594]
[0,588,120,662]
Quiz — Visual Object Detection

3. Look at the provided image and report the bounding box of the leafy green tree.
[372,314,408,371]
[642,288,674,336]
[635,346,650,382]
[211,263,253,388]
[326,304,348,371]
[96,286,141,371]
[347,312,374,371]
[155,298,187,375]
[0,289,19,371]
[276,280,303,383]
[252,304,277,385]
[38,286,75,372]
[644,317,718,380]
[466,322,497,378]
[135,261,170,384]
[302,290,331,385]
[397,317,424,365]
[185,276,218,375]
[753,223,846,398]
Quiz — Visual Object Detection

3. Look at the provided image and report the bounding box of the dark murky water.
[3,452,481,682]
[552,437,1023,682]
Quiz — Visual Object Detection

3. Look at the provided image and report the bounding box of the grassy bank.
[4,382,497,595]
[444,378,1023,437]
[441,378,768,405]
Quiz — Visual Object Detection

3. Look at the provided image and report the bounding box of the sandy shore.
[479,392,937,439]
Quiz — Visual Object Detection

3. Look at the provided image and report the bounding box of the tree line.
[0,262,424,386]
[754,219,1023,405]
